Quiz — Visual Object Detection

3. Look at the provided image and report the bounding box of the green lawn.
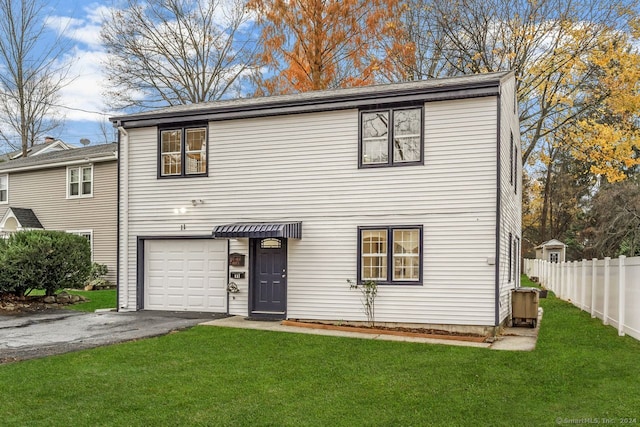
[1,278,638,426]
[28,289,116,312]
[64,289,116,312]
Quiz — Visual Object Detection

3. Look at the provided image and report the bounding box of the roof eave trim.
[114,82,503,129]
[0,154,117,174]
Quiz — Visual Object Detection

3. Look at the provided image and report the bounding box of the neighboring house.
[0,137,75,161]
[111,71,522,333]
[0,143,118,284]
[535,239,566,263]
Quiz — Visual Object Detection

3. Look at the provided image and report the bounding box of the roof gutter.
[0,155,117,174]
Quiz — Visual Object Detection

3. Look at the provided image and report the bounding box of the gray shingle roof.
[8,207,43,229]
[0,143,117,172]
[111,71,512,126]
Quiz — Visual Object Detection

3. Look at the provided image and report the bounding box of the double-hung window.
[67,166,93,198]
[358,226,423,285]
[0,175,7,203]
[360,106,423,167]
[159,125,207,177]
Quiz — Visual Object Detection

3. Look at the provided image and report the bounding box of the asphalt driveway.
[0,310,227,363]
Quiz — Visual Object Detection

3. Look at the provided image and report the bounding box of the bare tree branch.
[101,0,259,110]
[0,0,70,155]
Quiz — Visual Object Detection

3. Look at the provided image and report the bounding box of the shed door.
[144,239,227,312]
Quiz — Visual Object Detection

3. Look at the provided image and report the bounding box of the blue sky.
[39,1,115,147]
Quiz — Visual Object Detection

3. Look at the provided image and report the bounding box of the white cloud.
[45,3,114,47]
[58,46,111,122]
[42,3,118,143]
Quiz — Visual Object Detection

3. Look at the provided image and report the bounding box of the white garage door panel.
[144,239,227,312]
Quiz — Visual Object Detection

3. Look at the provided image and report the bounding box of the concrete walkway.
[201,308,543,351]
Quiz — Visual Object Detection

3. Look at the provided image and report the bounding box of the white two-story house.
[111,71,522,334]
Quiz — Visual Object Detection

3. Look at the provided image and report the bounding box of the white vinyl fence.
[524,257,640,341]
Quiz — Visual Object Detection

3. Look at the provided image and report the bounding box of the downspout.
[494,91,502,329]
[118,126,130,310]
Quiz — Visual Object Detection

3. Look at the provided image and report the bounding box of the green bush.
[88,262,109,281]
[85,262,111,290]
[0,230,91,296]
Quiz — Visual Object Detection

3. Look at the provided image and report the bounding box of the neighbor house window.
[68,230,93,259]
[358,226,423,284]
[67,165,93,198]
[0,175,7,203]
[360,106,423,167]
[159,125,207,177]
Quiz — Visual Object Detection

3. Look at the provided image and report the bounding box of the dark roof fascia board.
[113,80,504,129]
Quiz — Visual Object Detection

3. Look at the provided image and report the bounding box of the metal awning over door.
[212,222,302,239]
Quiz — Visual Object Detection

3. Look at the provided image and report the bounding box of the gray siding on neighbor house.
[119,92,505,326]
[0,160,118,283]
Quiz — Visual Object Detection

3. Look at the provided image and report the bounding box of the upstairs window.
[159,125,207,177]
[0,175,7,203]
[67,165,93,198]
[358,226,423,285]
[360,107,423,168]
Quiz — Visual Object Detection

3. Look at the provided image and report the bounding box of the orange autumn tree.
[248,0,399,94]
[568,32,640,182]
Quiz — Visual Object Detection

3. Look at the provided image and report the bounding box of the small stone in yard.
[43,296,56,304]
[70,295,81,303]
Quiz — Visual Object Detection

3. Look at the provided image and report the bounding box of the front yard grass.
[27,288,116,312]
[1,279,638,426]
[63,289,116,312]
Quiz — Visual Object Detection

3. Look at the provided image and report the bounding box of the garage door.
[144,239,227,312]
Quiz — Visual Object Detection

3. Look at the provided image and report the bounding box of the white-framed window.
[358,226,423,285]
[68,229,93,260]
[67,165,93,198]
[359,106,423,167]
[0,174,8,204]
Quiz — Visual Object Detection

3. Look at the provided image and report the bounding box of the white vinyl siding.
[498,76,523,324]
[120,92,502,326]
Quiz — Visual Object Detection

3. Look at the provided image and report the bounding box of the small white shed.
[535,239,566,263]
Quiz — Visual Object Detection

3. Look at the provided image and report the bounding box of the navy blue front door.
[251,238,287,317]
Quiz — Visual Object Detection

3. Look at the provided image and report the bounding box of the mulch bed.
[0,294,52,314]
[281,320,488,343]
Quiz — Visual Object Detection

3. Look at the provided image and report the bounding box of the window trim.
[509,132,514,186]
[66,165,93,199]
[358,105,424,169]
[0,174,8,204]
[357,225,423,285]
[508,232,513,282]
[157,124,209,179]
